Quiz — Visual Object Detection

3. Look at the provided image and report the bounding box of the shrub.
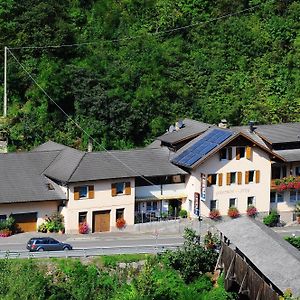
[116,218,126,229]
[284,236,300,250]
[246,205,257,217]
[179,209,188,218]
[0,216,15,232]
[38,223,47,233]
[79,222,89,234]
[0,229,12,237]
[263,210,279,227]
[227,207,240,218]
[45,212,65,233]
[204,231,219,250]
[209,209,221,220]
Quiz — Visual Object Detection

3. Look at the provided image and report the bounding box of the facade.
[0,119,299,233]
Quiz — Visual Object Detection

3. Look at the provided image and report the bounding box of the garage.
[92,210,110,232]
[11,212,37,233]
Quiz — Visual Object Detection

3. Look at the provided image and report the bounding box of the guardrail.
[0,243,182,259]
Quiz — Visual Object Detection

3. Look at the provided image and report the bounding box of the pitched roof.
[274,149,300,162]
[68,147,187,183]
[216,217,300,296]
[233,123,300,144]
[0,151,66,204]
[157,118,211,145]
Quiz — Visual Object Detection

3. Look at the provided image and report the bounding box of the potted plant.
[179,209,188,218]
[263,210,279,227]
[116,218,126,229]
[228,207,240,218]
[79,222,89,234]
[209,209,221,220]
[247,205,257,218]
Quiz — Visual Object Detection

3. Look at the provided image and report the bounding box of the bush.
[179,209,188,218]
[79,222,89,234]
[209,209,221,220]
[227,207,240,218]
[116,218,126,229]
[38,223,47,233]
[0,229,12,237]
[0,216,15,231]
[263,210,279,227]
[284,236,300,250]
[246,205,257,218]
[45,212,65,233]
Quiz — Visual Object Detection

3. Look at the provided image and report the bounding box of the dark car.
[27,237,72,252]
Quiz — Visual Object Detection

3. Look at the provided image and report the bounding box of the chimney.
[249,121,255,133]
[218,119,227,129]
[88,138,93,152]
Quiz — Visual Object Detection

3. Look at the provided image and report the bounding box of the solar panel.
[172,129,233,167]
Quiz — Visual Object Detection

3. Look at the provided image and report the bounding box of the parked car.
[27,237,72,252]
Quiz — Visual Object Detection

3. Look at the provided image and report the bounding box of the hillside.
[0,0,299,151]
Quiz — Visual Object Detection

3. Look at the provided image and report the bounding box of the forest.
[0,0,299,151]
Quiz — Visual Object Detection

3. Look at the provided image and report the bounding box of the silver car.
[27,237,72,252]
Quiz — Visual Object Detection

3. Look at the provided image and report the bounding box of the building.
[0,119,299,232]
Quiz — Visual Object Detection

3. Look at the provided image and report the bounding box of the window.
[146,201,158,211]
[219,147,232,160]
[74,185,94,200]
[270,192,284,203]
[247,196,255,206]
[116,208,125,220]
[295,167,300,177]
[0,215,6,221]
[230,172,236,184]
[116,182,125,194]
[78,212,87,224]
[207,174,217,186]
[112,182,131,196]
[290,191,300,203]
[271,166,287,179]
[229,198,236,208]
[210,200,217,211]
[236,147,245,160]
[248,171,254,183]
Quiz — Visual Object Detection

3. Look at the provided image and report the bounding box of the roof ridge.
[67,151,87,182]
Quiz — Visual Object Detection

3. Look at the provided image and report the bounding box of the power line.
[8,2,266,50]
[7,47,159,187]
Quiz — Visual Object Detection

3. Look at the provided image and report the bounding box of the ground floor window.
[116,208,125,220]
[229,198,236,208]
[270,192,284,203]
[78,212,87,224]
[247,196,255,206]
[146,201,158,212]
[210,200,217,211]
[0,215,6,221]
[290,191,300,203]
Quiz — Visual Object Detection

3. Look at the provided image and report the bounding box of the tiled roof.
[0,151,66,204]
[157,118,211,145]
[68,147,187,183]
[216,217,300,296]
[274,149,300,162]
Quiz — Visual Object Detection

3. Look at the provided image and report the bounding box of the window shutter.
[246,146,252,160]
[236,148,241,160]
[245,171,249,184]
[125,182,131,195]
[88,185,94,199]
[226,173,231,185]
[207,175,212,187]
[228,148,232,160]
[237,172,242,185]
[74,187,80,200]
[218,173,223,186]
[111,183,117,197]
[255,170,260,183]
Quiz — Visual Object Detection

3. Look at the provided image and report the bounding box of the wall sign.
[200,173,206,201]
[194,192,200,216]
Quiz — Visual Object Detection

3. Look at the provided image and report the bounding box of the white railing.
[135,183,186,199]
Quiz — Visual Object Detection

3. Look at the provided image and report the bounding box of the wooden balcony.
[271,176,300,190]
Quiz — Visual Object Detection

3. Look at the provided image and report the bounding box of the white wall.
[184,146,272,217]
[63,178,135,233]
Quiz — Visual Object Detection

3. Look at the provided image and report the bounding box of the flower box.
[209,209,221,220]
[116,218,126,229]
[228,207,240,218]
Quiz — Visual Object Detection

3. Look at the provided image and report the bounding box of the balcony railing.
[135,183,186,200]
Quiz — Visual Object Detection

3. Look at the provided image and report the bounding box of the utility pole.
[3,46,7,117]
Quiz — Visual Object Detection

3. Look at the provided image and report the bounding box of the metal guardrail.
[0,243,182,259]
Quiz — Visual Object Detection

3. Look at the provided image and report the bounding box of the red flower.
[228,207,240,218]
[79,222,89,234]
[294,182,300,190]
[209,209,221,220]
[287,182,295,189]
[247,206,257,217]
[116,218,126,229]
[278,183,288,192]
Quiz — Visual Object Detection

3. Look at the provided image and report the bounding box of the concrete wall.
[0,201,59,227]
[183,146,271,217]
[63,178,135,233]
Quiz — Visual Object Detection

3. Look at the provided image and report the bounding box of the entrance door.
[92,210,110,232]
[11,212,37,232]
